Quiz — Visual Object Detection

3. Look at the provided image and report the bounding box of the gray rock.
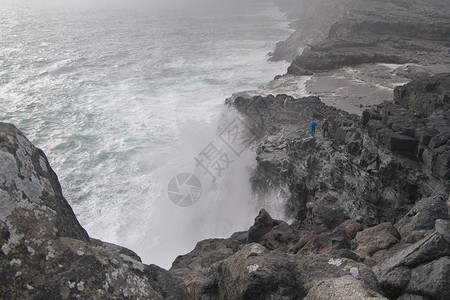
[434,149,450,180]
[355,223,401,258]
[395,195,449,238]
[0,122,188,299]
[397,293,429,300]
[405,256,450,300]
[373,232,450,279]
[304,275,388,300]
[215,243,381,299]
[377,266,411,299]
[435,219,450,241]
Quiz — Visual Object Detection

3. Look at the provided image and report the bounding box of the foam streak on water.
[0,0,291,269]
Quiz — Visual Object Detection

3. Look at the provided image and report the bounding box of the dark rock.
[377,265,412,299]
[263,221,298,250]
[434,149,450,179]
[429,135,448,149]
[414,127,439,145]
[405,256,450,300]
[291,219,362,255]
[395,195,449,238]
[215,243,381,299]
[247,209,282,244]
[373,232,450,279]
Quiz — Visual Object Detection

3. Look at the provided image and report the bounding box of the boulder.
[373,232,450,280]
[263,221,298,250]
[395,195,449,238]
[306,202,349,233]
[355,223,401,258]
[304,275,388,300]
[434,149,450,179]
[380,132,418,155]
[405,256,450,300]
[247,209,282,244]
[291,219,362,255]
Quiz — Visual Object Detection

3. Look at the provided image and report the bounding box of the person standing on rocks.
[309,121,317,136]
[322,120,329,138]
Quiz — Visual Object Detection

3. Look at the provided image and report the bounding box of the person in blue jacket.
[309,121,317,136]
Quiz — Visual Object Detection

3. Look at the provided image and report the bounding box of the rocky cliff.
[272,0,450,76]
[0,123,188,299]
[1,0,449,299]
[2,74,448,299]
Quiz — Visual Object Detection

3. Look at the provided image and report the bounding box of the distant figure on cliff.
[322,120,329,138]
[309,121,317,136]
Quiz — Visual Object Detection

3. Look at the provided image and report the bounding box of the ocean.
[0,0,291,269]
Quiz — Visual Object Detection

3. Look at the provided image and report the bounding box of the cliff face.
[0,123,188,299]
[272,0,450,76]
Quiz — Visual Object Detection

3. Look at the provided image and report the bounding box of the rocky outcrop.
[0,122,188,299]
[273,0,450,76]
[221,71,449,299]
[0,78,448,300]
[169,210,384,299]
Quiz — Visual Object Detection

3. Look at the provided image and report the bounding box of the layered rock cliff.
[272,0,450,76]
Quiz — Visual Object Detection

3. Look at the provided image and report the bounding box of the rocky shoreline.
[1,0,449,299]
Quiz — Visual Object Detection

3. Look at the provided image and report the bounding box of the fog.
[8,0,271,12]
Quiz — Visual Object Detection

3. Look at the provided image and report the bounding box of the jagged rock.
[263,221,298,250]
[373,232,450,278]
[377,265,412,299]
[404,257,450,300]
[373,231,450,299]
[291,219,363,255]
[169,232,247,296]
[380,132,418,155]
[394,73,450,117]
[435,219,450,241]
[214,243,381,299]
[304,275,388,300]
[354,223,401,258]
[247,209,282,244]
[306,202,349,233]
[395,195,449,238]
[0,122,89,243]
[0,122,188,299]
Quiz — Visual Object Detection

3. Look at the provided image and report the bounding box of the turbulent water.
[0,0,291,269]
